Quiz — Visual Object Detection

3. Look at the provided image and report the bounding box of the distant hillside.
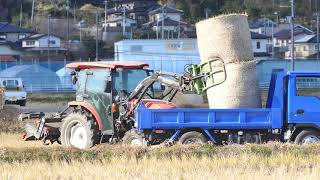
[1,0,320,30]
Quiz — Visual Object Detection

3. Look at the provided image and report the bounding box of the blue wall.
[257,59,320,83]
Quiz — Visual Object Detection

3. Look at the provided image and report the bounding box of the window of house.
[49,40,56,45]
[0,34,6,40]
[26,41,35,46]
[130,45,142,52]
[303,46,307,51]
[18,34,26,39]
[256,42,261,49]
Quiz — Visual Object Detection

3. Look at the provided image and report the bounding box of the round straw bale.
[206,60,261,108]
[196,14,254,64]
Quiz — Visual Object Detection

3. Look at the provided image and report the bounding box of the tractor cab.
[66,61,152,136]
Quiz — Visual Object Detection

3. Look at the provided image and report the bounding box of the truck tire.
[19,100,26,106]
[294,129,320,144]
[179,131,208,145]
[123,129,147,146]
[60,113,98,149]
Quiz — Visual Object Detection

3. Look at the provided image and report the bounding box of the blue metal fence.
[1,59,320,93]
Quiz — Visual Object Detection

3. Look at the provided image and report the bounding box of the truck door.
[287,75,320,125]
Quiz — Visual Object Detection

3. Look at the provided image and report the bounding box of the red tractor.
[21,59,226,149]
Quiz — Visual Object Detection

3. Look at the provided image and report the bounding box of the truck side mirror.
[70,71,78,85]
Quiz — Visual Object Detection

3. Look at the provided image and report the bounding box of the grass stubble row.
[1,133,320,179]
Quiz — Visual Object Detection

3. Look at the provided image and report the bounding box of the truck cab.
[283,72,320,143]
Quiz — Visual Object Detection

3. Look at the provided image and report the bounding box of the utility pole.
[272,11,278,59]
[19,2,23,27]
[96,9,99,61]
[103,0,108,42]
[122,8,126,37]
[47,14,51,68]
[156,19,159,39]
[73,0,77,24]
[31,0,35,25]
[161,6,164,39]
[104,0,107,29]
[290,0,295,71]
[178,20,180,39]
[317,13,319,59]
[271,16,274,58]
[263,14,266,35]
[316,0,319,59]
[80,25,82,43]
[66,0,70,61]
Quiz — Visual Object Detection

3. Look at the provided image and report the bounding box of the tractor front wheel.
[60,113,98,149]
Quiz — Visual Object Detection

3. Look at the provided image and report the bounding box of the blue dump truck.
[130,71,320,145]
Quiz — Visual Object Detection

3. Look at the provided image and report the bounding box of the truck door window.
[296,76,320,97]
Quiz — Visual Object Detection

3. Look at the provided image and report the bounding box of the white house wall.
[38,36,60,48]
[115,38,267,73]
[252,39,268,53]
[154,13,181,21]
[22,40,40,48]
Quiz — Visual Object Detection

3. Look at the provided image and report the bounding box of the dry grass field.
[1,90,320,179]
[1,132,320,179]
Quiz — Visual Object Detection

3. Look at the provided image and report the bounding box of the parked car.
[0,78,27,106]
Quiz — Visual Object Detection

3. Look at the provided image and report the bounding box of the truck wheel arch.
[68,101,102,130]
[291,124,320,141]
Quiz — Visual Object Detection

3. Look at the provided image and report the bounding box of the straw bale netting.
[206,61,261,108]
[196,14,261,108]
[196,14,254,64]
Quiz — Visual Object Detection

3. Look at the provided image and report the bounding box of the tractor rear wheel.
[60,113,98,149]
[179,131,208,145]
[123,129,147,146]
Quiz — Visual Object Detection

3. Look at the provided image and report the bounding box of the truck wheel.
[60,113,98,149]
[19,100,26,106]
[179,131,208,145]
[294,129,320,144]
[123,129,146,146]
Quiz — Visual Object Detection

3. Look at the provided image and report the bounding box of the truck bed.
[135,104,282,130]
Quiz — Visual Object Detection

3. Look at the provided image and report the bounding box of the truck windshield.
[3,80,19,91]
[113,69,148,93]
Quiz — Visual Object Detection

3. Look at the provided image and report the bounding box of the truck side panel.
[136,104,282,130]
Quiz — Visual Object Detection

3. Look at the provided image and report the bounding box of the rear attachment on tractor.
[19,109,67,145]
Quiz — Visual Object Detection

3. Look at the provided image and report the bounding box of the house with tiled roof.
[142,5,190,38]
[250,32,270,58]
[107,0,160,25]
[290,34,319,58]
[0,22,33,42]
[273,24,314,53]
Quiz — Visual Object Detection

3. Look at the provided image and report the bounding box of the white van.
[0,78,27,106]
